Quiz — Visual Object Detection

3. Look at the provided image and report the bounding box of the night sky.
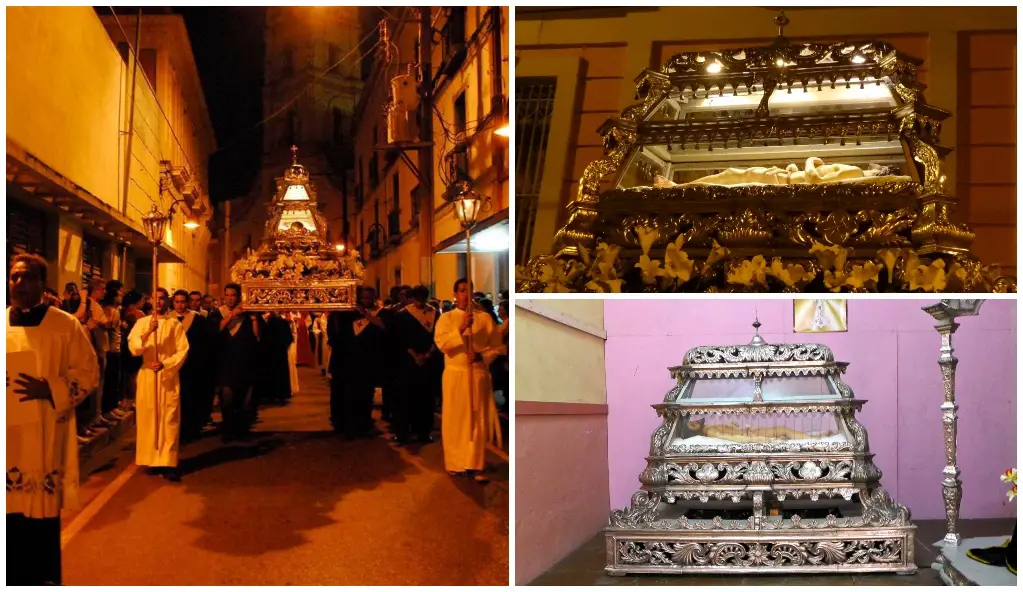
[176,7,266,203]
[102,7,267,203]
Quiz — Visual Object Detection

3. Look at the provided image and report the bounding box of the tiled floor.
[530,518,1016,585]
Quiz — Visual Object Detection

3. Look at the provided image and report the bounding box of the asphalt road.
[61,366,509,585]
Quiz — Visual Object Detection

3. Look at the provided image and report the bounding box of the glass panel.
[673,411,843,446]
[761,376,835,400]
[621,79,907,190]
[283,184,310,201]
[277,208,317,232]
[688,378,754,401]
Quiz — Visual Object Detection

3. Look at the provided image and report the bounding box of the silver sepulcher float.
[605,322,916,577]
[231,146,364,311]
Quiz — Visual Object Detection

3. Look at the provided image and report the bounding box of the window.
[333,107,349,144]
[81,236,105,285]
[369,153,379,189]
[7,198,48,300]
[410,184,421,225]
[283,46,294,77]
[140,49,157,91]
[284,110,298,147]
[442,7,467,73]
[392,174,400,211]
[328,43,342,68]
[393,266,402,288]
[514,78,557,264]
[454,92,467,134]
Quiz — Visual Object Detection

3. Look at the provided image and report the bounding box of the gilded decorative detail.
[242,280,359,312]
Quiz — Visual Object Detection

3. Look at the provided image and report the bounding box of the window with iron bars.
[515,78,557,264]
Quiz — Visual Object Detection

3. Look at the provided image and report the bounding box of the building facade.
[227,6,366,273]
[515,6,1017,276]
[350,6,510,301]
[7,6,215,298]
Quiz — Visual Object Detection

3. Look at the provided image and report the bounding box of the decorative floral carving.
[609,491,661,529]
[683,343,833,364]
[615,538,904,568]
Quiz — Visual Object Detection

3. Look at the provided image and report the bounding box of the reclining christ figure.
[685,418,837,443]
[653,157,888,188]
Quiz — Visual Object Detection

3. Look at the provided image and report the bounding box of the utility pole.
[121,8,142,218]
[417,7,435,292]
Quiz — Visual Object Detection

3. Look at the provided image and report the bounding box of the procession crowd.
[6,253,510,585]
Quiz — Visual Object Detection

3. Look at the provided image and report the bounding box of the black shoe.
[392,434,409,446]
[416,434,435,444]
[967,529,1012,567]
[162,468,181,483]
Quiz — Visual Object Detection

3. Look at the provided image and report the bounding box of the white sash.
[219,305,244,336]
[178,311,195,333]
[405,305,437,332]
[353,309,380,336]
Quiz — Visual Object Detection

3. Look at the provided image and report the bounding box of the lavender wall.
[605,299,1017,521]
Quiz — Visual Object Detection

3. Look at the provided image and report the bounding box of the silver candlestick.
[921,299,984,547]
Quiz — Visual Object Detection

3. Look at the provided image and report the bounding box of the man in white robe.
[128,287,189,482]
[434,278,505,482]
[7,254,100,585]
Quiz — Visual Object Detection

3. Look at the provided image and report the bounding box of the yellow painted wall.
[7,6,122,203]
[349,7,510,300]
[515,300,606,404]
[516,6,1016,273]
[431,6,510,298]
[8,6,214,292]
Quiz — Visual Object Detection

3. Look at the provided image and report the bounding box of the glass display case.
[232,147,362,311]
[605,322,917,576]
[518,11,1014,293]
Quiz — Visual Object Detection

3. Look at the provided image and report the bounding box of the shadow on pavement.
[179,430,420,557]
[179,436,284,475]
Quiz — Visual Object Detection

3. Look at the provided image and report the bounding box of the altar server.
[7,254,100,585]
[434,278,505,482]
[128,288,189,482]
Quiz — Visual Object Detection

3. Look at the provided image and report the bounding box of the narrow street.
[61,367,509,585]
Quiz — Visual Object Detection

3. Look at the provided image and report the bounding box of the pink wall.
[604,299,1016,521]
[515,409,610,584]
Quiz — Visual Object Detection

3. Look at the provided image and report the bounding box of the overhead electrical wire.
[109,8,200,181]
[213,25,384,155]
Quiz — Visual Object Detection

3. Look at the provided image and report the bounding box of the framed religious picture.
[794,299,848,333]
